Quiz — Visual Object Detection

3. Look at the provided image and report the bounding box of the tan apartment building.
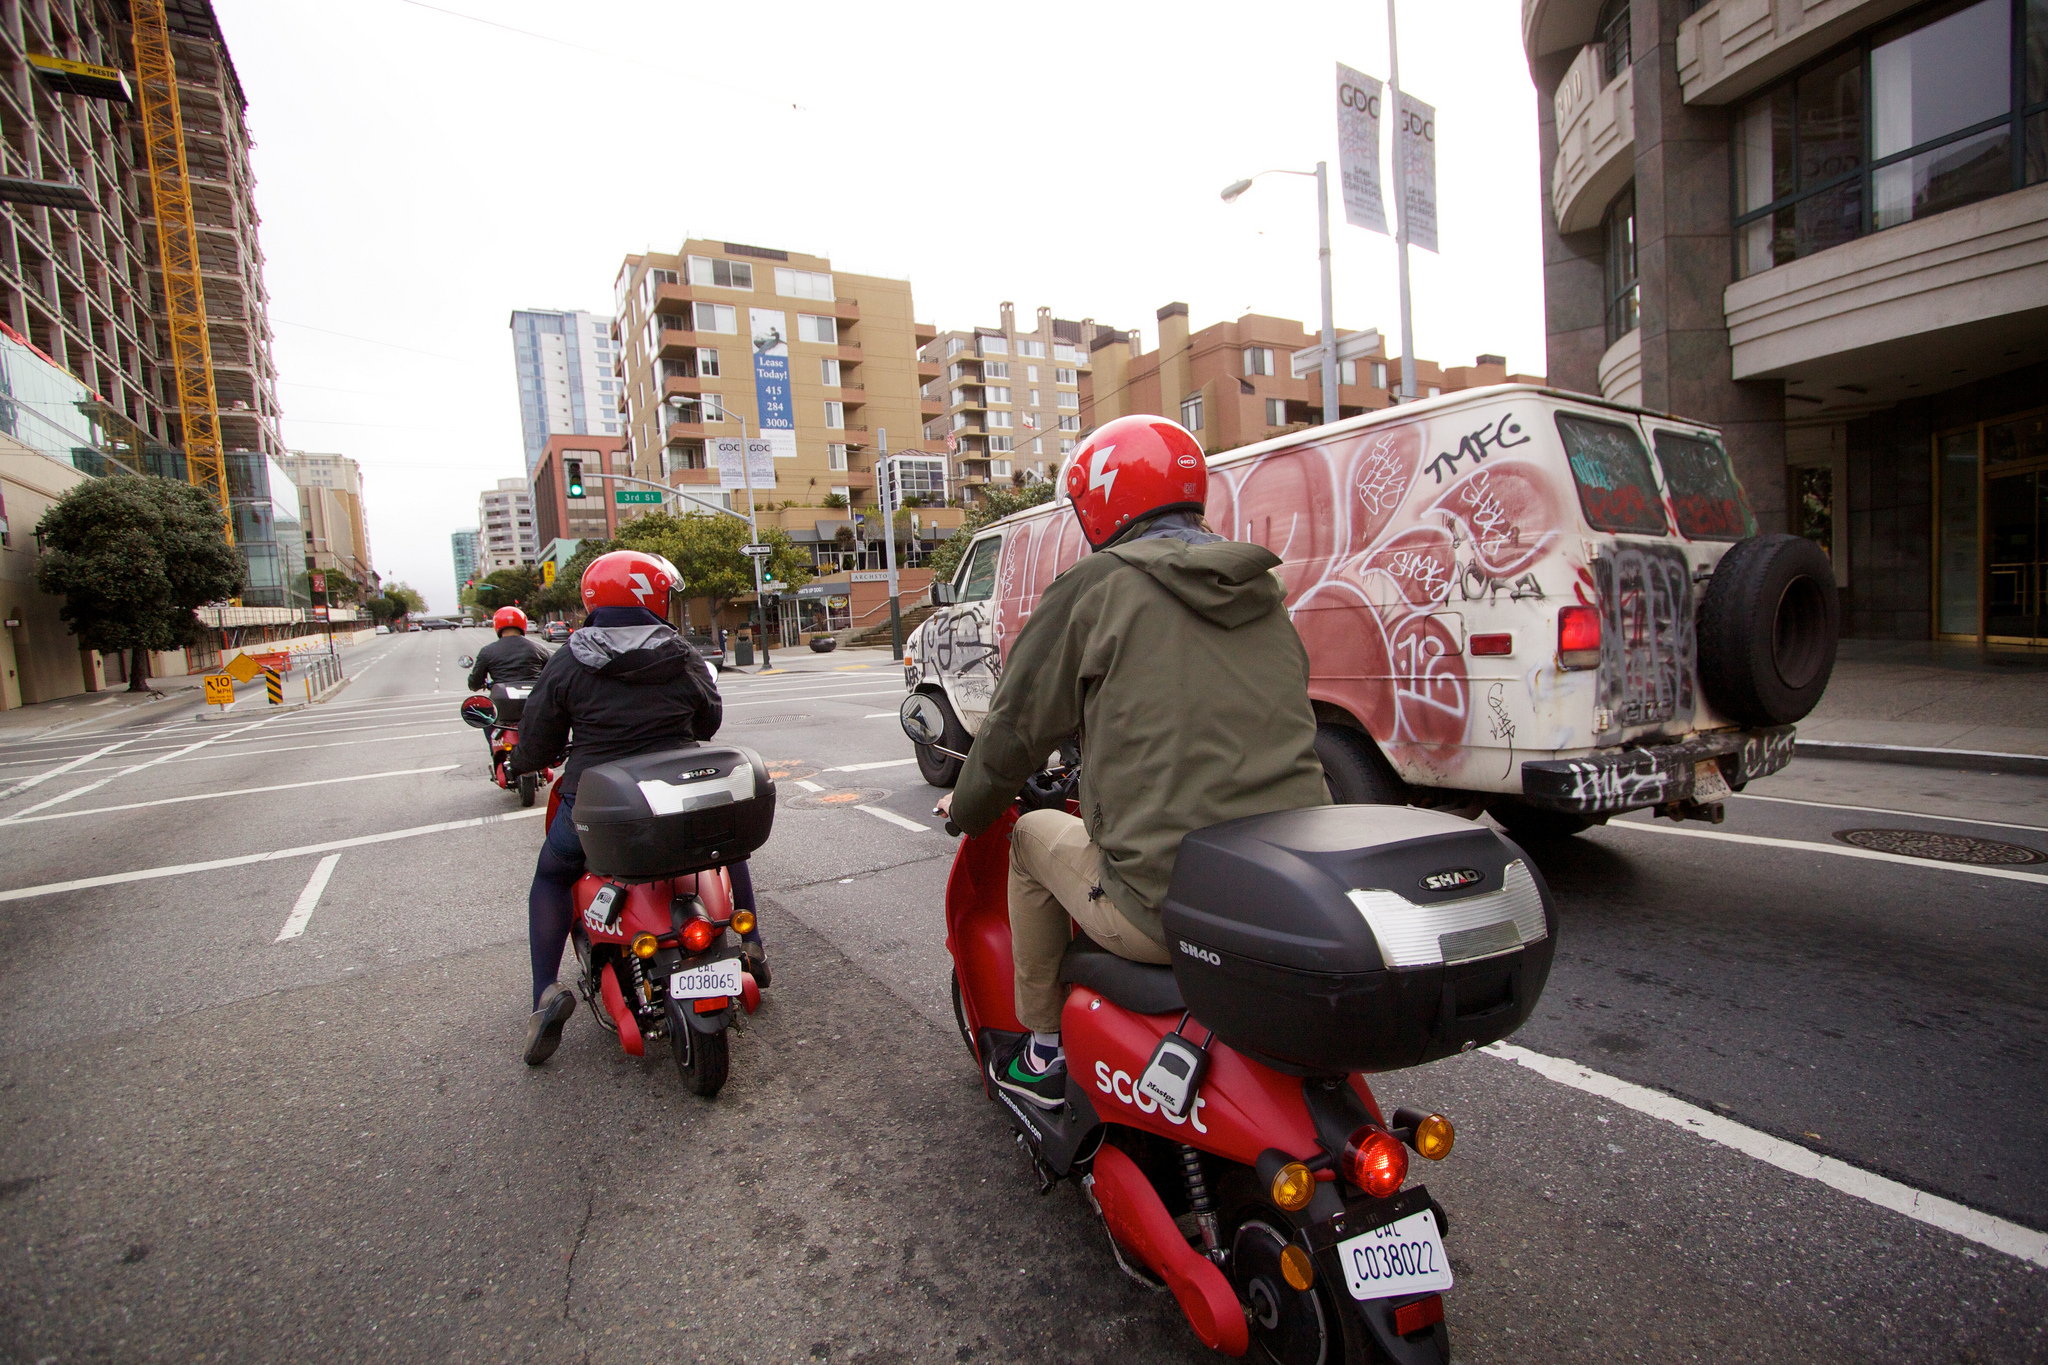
[283,452,374,587]
[610,239,960,569]
[919,305,1128,505]
[1088,304,1541,453]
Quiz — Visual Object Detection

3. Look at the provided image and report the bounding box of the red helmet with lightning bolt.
[1062,414,1209,549]
[580,549,682,611]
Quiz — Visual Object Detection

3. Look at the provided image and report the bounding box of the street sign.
[310,604,328,622]
[542,561,556,585]
[1291,329,1384,378]
[223,652,260,683]
[309,571,326,595]
[741,544,774,556]
[615,490,663,505]
[203,674,235,706]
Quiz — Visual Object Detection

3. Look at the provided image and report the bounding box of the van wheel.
[1315,725,1407,805]
[1491,800,1595,842]
[913,692,969,788]
[1698,534,1839,727]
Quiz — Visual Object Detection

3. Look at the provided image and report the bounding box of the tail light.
[1341,1126,1408,1198]
[1469,632,1513,656]
[1393,1294,1444,1336]
[681,919,716,953]
[1557,605,1602,669]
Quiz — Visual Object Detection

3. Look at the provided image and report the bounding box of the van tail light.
[1393,1294,1444,1336]
[1341,1126,1408,1198]
[1469,633,1513,657]
[1557,606,1602,669]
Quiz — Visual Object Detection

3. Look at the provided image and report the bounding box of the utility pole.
[1314,161,1339,425]
[877,428,903,661]
[1387,0,1418,403]
[671,396,769,669]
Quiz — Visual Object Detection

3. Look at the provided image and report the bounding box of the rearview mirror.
[899,693,946,745]
[457,655,474,668]
[930,581,957,607]
[459,696,496,730]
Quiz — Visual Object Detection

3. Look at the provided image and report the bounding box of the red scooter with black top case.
[900,695,1557,1364]
[458,683,553,806]
[546,744,777,1098]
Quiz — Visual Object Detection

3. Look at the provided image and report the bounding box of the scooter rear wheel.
[671,1020,729,1098]
[518,771,538,807]
[1222,1179,1378,1365]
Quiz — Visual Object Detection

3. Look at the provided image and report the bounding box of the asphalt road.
[0,631,2042,1363]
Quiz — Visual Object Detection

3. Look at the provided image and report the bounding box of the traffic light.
[566,459,584,497]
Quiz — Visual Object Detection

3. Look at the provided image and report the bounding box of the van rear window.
[1556,414,1669,534]
[1653,431,1755,540]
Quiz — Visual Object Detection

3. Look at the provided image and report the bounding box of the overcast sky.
[213,0,1545,614]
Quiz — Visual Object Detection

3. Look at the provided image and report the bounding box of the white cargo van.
[902,386,1837,838]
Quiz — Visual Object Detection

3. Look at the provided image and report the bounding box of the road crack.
[562,1179,596,1323]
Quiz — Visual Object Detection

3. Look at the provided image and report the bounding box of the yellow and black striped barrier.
[264,667,282,705]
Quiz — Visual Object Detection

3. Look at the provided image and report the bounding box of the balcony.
[656,328,703,357]
[1677,0,1911,106]
[670,467,721,486]
[1597,327,1642,407]
[662,375,711,399]
[832,297,860,322]
[1550,43,1633,234]
[653,281,696,311]
[666,420,710,441]
[836,343,863,362]
[920,397,943,417]
[914,321,937,345]
[917,358,941,381]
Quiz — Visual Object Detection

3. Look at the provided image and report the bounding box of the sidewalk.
[1796,639,2048,764]
[726,644,899,679]
[0,644,362,744]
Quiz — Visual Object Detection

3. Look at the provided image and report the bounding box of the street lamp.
[669,395,771,670]
[1221,164,1339,426]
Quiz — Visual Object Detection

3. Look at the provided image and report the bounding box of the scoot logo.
[1096,1061,1208,1132]
[1178,940,1220,965]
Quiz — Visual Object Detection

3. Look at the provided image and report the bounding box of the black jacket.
[467,634,549,691]
[509,622,722,794]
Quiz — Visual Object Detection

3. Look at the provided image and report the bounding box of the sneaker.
[740,940,771,990]
[988,1034,1067,1111]
[523,983,577,1065]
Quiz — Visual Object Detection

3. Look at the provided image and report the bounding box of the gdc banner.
[749,309,798,461]
[1397,91,1439,253]
[1336,62,1388,235]
[713,435,776,492]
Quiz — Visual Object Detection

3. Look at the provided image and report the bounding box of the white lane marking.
[1730,791,2048,834]
[2,716,281,820]
[856,804,932,834]
[52,729,467,776]
[826,758,918,773]
[2,765,459,825]
[794,779,824,793]
[863,713,899,719]
[0,807,547,903]
[275,854,341,941]
[1604,818,2048,885]
[1484,1043,2048,1270]
[0,734,147,801]
[725,688,906,709]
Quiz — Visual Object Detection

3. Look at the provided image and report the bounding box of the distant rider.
[467,606,550,765]
[507,551,764,1065]
[938,415,1329,1109]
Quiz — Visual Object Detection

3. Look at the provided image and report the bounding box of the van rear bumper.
[1518,725,1797,815]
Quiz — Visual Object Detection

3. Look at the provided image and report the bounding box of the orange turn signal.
[731,909,756,936]
[630,933,659,959]
[1270,1162,1315,1212]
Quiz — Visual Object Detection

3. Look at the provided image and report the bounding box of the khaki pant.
[1008,808,1171,1033]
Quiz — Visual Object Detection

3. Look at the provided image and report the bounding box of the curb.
[1793,739,2048,777]
[194,699,308,723]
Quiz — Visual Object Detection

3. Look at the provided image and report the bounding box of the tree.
[925,481,1058,582]
[34,474,245,691]
[610,511,812,624]
[472,566,542,616]
[379,581,426,625]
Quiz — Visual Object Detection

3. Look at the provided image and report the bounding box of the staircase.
[846,603,937,650]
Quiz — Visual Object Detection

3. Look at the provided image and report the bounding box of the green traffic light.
[565,459,584,498]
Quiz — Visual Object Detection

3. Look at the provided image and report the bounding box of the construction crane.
[130,0,230,543]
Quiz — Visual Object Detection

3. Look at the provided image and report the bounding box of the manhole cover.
[762,759,819,783]
[1834,828,2048,866]
[785,786,889,811]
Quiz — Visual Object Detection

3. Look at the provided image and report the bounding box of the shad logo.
[1178,940,1220,966]
[1420,868,1485,892]
[672,766,720,781]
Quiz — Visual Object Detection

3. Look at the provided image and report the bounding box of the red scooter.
[545,745,777,1098]
[458,683,551,806]
[901,696,1557,1363]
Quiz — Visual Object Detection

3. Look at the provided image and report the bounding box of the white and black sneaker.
[988,1034,1067,1111]
[523,983,577,1065]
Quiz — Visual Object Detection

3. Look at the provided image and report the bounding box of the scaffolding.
[130,0,230,542]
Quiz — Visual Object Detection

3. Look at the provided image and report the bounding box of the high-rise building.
[1087,304,1538,454]
[610,239,939,543]
[451,529,480,601]
[532,434,628,551]
[920,304,1128,505]
[1523,0,2048,644]
[478,478,538,574]
[510,309,620,475]
[283,452,374,586]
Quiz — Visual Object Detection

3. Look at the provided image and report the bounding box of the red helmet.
[492,606,528,634]
[1062,415,1209,549]
[581,548,681,611]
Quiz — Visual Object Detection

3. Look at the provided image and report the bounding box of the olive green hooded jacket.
[951,533,1330,943]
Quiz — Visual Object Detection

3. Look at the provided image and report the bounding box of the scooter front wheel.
[671,1020,729,1098]
[949,970,976,1062]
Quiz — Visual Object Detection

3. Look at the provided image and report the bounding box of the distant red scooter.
[458,685,550,806]
[902,694,1559,1363]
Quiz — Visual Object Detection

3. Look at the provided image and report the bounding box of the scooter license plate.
[669,958,742,1001]
[1336,1209,1454,1301]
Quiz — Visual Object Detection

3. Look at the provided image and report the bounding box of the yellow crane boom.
[130,0,230,542]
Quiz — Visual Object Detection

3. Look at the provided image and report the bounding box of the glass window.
[1055,367,1077,385]
[696,348,720,376]
[1340,360,1357,385]
[1059,415,1081,431]
[692,302,736,334]
[820,357,840,385]
[687,256,753,290]
[1604,184,1639,344]
[1266,398,1287,426]
[828,443,848,471]
[1652,430,1756,540]
[1596,0,1631,81]
[1019,340,1045,358]
[1243,347,1275,376]
[1939,429,1981,634]
[797,314,838,344]
[1026,365,1039,382]
[1056,391,1079,409]
[987,387,1011,404]
[984,361,1010,379]
[773,267,834,300]
[1556,413,1669,534]
[824,401,844,428]
[958,535,1003,601]
[1180,395,1203,431]
[979,335,1009,355]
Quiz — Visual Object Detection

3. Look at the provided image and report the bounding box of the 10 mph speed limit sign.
[203,674,235,706]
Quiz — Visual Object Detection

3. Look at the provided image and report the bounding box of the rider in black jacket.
[507,550,758,1065]
[467,607,549,691]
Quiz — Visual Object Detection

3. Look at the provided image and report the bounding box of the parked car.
[420,617,458,631]
[374,625,390,635]
[686,630,726,672]
[903,384,1838,839]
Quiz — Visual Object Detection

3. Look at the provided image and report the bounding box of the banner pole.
[1387,0,1417,403]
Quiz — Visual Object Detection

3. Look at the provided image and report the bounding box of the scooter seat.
[1059,936,1184,1016]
